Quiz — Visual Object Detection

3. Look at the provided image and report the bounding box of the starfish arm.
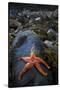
[34,63,48,76]
[36,57,50,69]
[18,56,30,62]
[41,59,50,69]
[18,62,33,80]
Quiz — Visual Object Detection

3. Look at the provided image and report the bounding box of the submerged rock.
[9,30,53,87]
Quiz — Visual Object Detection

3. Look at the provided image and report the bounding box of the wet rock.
[9,19,21,30]
[47,28,56,34]
[9,30,53,87]
[29,19,33,24]
[35,17,41,21]
[44,40,53,48]
[18,12,22,17]
[52,9,58,19]
[44,40,58,52]
[9,9,18,18]
[9,28,15,33]
[47,28,57,41]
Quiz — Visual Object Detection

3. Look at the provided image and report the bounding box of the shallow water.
[9,30,53,87]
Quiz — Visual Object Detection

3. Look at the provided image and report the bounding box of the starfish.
[18,45,50,80]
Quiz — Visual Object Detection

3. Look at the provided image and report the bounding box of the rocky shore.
[8,3,58,87]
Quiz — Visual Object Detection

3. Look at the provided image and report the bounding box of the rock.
[44,40,53,48]
[29,19,33,24]
[9,19,21,30]
[9,28,15,33]
[46,11,52,18]
[44,40,58,52]
[18,12,22,17]
[47,28,55,34]
[52,9,58,19]
[10,9,18,18]
[47,28,57,41]
[9,30,53,87]
[35,17,41,21]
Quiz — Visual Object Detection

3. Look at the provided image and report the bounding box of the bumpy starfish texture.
[18,54,50,80]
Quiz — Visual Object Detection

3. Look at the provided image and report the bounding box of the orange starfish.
[18,45,50,80]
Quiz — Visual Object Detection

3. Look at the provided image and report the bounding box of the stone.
[47,28,57,41]
[44,40,53,48]
[9,19,21,30]
[35,17,41,21]
[52,9,58,18]
[9,30,53,87]
[44,40,58,52]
